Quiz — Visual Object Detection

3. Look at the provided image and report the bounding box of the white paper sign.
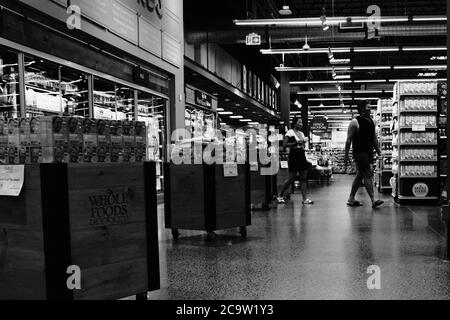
[0,165,25,197]
[250,162,259,172]
[224,163,238,177]
[412,123,426,132]
[281,161,289,169]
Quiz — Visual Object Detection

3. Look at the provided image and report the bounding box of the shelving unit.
[376,99,394,194]
[437,81,448,202]
[393,81,440,204]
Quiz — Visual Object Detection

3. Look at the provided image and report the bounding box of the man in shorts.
[344,100,384,208]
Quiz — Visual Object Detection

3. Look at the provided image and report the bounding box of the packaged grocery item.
[67,117,83,163]
[96,119,111,163]
[29,117,42,163]
[18,118,30,164]
[134,121,147,162]
[40,116,69,163]
[122,120,135,162]
[7,118,20,164]
[0,118,8,164]
[110,120,123,163]
[82,118,98,163]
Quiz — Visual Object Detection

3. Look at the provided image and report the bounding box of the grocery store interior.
[0,0,449,300]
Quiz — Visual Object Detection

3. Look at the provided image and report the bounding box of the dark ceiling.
[184,0,447,121]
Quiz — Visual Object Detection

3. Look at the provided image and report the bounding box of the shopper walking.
[344,100,384,208]
[277,117,314,205]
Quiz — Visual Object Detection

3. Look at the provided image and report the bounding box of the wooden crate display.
[0,162,159,300]
[164,163,251,234]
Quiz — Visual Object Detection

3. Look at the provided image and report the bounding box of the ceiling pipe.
[185,24,446,45]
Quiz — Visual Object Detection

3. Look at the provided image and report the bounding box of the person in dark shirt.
[344,100,384,208]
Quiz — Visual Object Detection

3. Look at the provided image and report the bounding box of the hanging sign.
[412,182,429,197]
[0,165,25,197]
[246,33,261,46]
[310,116,329,136]
[224,163,238,177]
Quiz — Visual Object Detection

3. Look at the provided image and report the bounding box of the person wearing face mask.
[344,100,384,208]
[277,117,314,205]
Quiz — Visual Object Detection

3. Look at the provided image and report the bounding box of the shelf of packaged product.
[399,143,438,146]
[26,106,60,115]
[25,83,60,95]
[399,159,438,163]
[381,125,392,129]
[399,176,438,179]
[382,154,393,157]
[400,127,438,130]
[381,140,393,143]
[398,196,439,200]
[399,110,438,113]
[382,170,393,173]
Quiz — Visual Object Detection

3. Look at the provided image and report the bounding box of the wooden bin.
[0,162,159,300]
[164,163,251,240]
[250,166,274,210]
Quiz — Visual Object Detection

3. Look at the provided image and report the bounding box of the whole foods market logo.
[89,189,130,226]
[412,183,429,197]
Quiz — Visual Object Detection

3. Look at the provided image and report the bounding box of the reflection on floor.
[149,175,450,300]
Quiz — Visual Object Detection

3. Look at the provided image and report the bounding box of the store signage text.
[246,33,261,46]
[138,0,163,19]
[89,189,131,226]
[310,116,329,136]
[412,183,429,197]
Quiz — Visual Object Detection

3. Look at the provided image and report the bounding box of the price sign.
[250,162,259,172]
[280,161,289,169]
[224,163,238,177]
[0,165,25,197]
[412,123,426,132]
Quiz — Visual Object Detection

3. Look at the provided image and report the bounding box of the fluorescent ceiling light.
[291,80,352,84]
[353,79,390,83]
[219,111,233,115]
[239,119,252,122]
[217,108,224,111]
[403,46,447,51]
[261,46,446,55]
[276,66,351,71]
[298,90,392,95]
[334,75,351,80]
[309,97,381,101]
[230,116,243,119]
[248,122,260,125]
[352,66,391,70]
[393,65,447,70]
[234,15,445,26]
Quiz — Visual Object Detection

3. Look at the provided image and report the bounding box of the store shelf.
[399,143,437,146]
[399,176,438,179]
[398,196,439,200]
[399,110,438,113]
[399,93,438,97]
[399,159,438,163]
[400,126,437,130]
[382,170,393,173]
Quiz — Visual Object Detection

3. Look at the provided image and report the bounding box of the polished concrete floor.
[148,175,450,300]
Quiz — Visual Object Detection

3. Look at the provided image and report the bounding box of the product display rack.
[393,81,440,204]
[437,81,448,202]
[376,99,394,194]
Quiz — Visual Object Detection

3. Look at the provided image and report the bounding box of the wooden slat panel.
[0,229,45,270]
[73,258,148,300]
[67,163,144,189]
[68,186,146,229]
[70,222,147,268]
[0,268,46,300]
[169,165,206,230]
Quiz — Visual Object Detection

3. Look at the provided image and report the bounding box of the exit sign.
[246,33,261,46]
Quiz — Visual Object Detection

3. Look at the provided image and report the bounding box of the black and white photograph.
[0,0,449,311]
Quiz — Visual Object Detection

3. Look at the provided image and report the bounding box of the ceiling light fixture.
[279,4,292,16]
[234,15,446,26]
[261,46,446,55]
[230,116,244,119]
[240,119,252,122]
[218,111,233,115]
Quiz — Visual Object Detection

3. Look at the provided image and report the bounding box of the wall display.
[393,81,439,203]
[437,81,448,202]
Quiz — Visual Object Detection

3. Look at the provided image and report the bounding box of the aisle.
[149,175,450,300]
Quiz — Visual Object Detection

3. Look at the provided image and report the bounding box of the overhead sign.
[310,116,329,136]
[246,33,261,46]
